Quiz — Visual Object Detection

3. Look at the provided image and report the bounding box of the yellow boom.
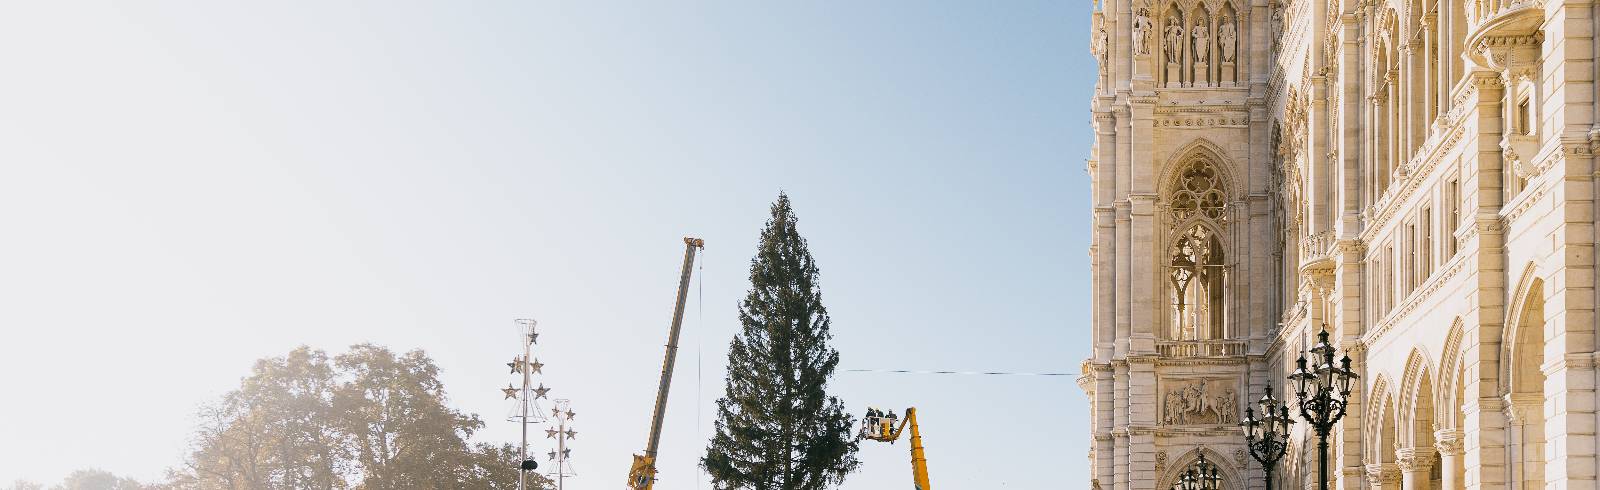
[627,237,704,490]
[860,406,932,490]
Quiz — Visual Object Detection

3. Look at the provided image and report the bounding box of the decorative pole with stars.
[507,318,550,490]
[546,398,578,490]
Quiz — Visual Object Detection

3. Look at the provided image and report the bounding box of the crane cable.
[695,247,704,490]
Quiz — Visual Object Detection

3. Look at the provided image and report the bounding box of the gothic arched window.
[1167,156,1229,340]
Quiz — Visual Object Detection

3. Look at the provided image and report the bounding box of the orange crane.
[860,406,932,490]
[626,237,704,489]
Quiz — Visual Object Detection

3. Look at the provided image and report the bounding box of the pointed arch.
[1436,318,1467,430]
[1160,138,1240,199]
[1501,261,1545,394]
[1156,446,1245,489]
[1365,374,1399,460]
[1161,139,1238,341]
[1397,348,1439,448]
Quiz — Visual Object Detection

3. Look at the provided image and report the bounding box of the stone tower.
[1079,0,1600,484]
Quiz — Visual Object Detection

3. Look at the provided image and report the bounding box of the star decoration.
[552,407,563,417]
[507,357,523,374]
[546,428,559,439]
[548,450,558,460]
[533,384,550,399]
[565,429,577,439]
[527,358,544,374]
[501,384,518,400]
[527,332,539,345]
[561,448,571,458]
[565,410,576,420]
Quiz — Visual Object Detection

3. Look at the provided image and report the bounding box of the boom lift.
[860,406,932,490]
[626,237,705,489]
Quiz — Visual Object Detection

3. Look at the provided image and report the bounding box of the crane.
[860,406,932,490]
[626,236,705,490]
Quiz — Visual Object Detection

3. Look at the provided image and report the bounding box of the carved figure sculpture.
[1133,10,1153,55]
[1162,380,1239,425]
[1164,19,1184,62]
[1218,16,1237,62]
[1192,22,1210,63]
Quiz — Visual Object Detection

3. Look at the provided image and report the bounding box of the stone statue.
[1192,22,1210,63]
[1218,16,1237,62]
[1093,26,1108,57]
[1164,19,1184,62]
[1165,392,1184,424]
[1133,10,1153,55]
[1214,388,1237,423]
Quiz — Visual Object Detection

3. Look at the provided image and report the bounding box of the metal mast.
[547,399,578,490]
[507,319,549,490]
[627,236,705,489]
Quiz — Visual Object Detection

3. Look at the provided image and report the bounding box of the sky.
[0,2,1095,488]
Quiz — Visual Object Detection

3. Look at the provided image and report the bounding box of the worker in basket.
[881,410,896,438]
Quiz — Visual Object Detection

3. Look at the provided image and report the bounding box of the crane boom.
[861,406,932,490]
[627,236,704,490]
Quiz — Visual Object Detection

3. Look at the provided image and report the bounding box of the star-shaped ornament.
[533,384,550,399]
[546,428,560,439]
[527,332,539,345]
[548,450,558,460]
[565,410,576,420]
[552,407,563,417]
[561,448,572,458]
[565,429,578,440]
[527,358,543,374]
[501,384,518,400]
[507,357,523,374]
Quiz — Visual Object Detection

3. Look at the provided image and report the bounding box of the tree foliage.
[702,194,859,489]
[168,344,552,490]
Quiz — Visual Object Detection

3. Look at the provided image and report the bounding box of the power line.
[843,368,1076,377]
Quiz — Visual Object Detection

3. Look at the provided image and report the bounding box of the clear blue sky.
[0,2,1095,488]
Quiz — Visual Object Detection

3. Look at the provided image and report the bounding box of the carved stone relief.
[1161,379,1239,425]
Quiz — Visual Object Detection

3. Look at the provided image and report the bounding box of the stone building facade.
[1076,0,1600,485]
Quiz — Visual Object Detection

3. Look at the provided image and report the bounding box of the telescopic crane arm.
[861,406,932,490]
[626,237,704,490]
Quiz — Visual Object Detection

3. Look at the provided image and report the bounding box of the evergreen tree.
[702,194,859,489]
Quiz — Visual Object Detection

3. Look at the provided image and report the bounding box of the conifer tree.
[702,193,859,489]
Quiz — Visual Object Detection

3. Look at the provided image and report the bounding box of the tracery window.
[1166,157,1229,340]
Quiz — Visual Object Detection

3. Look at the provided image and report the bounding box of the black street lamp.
[1241,386,1293,490]
[1289,329,1358,490]
[1172,452,1222,490]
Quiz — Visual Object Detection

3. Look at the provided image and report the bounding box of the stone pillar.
[1435,429,1464,490]
[1397,42,1413,164]
[1366,463,1402,490]
[1396,447,1437,490]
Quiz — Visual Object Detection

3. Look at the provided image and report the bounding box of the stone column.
[1365,463,1402,490]
[1397,42,1413,164]
[1435,429,1464,490]
[1396,447,1437,490]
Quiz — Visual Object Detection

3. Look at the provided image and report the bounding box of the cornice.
[1362,124,1466,239]
[1361,253,1468,346]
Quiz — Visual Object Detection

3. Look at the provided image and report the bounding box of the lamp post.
[1172,452,1222,490]
[1241,386,1293,490]
[1289,329,1358,490]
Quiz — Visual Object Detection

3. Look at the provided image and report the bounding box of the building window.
[1516,97,1533,136]
[1166,156,1229,340]
[1445,178,1459,257]
[1427,208,1440,281]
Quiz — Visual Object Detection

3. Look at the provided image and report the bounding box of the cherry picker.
[860,406,932,490]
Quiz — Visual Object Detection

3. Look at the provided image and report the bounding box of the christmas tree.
[702,193,859,489]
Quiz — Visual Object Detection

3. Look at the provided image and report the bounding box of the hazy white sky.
[0,2,1093,487]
